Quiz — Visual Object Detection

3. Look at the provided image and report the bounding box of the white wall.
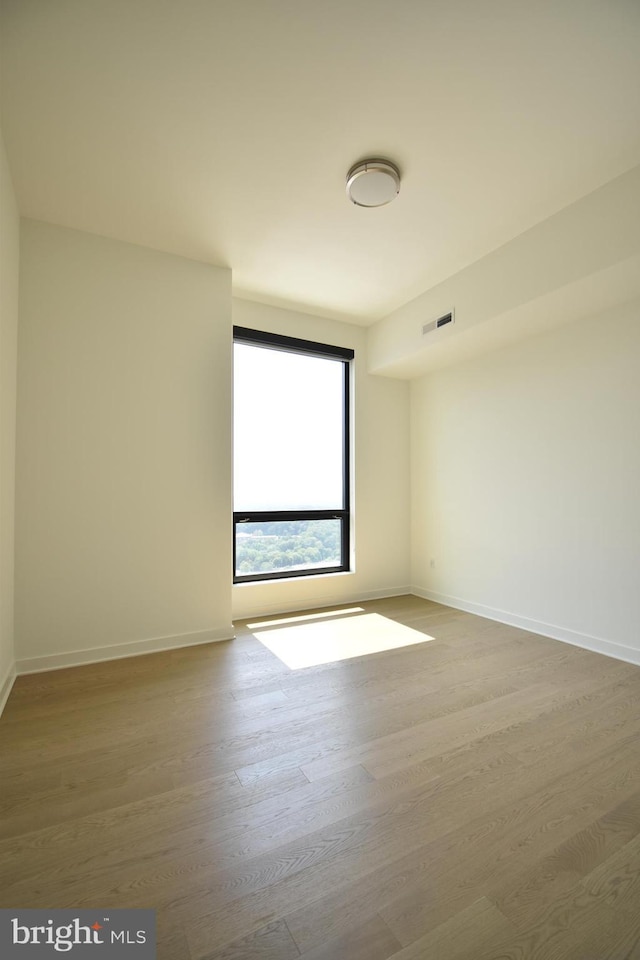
[369,164,640,380]
[232,299,411,619]
[0,128,19,706]
[411,297,640,664]
[16,221,233,670]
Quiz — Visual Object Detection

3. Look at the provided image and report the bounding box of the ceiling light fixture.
[346,158,401,207]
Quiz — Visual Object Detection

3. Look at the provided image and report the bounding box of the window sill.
[233,570,354,588]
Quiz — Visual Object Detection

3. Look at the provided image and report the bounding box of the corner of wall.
[0,128,20,716]
[0,662,16,716]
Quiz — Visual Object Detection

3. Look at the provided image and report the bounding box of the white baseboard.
[411,586,640,668]
[358,586,413,602]
[233,584,412,621]
[16,625,235,676]
[0,661,17,717]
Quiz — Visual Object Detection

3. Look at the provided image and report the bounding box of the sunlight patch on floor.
[253,612,434,669]
[248,607,365,630]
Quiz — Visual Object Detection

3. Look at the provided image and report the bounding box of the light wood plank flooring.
[2,596,640,959]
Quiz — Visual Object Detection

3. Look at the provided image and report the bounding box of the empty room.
[1,2,640,958]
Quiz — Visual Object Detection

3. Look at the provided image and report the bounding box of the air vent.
[422,310,455,336]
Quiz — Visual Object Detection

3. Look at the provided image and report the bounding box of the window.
[233,326,353,583]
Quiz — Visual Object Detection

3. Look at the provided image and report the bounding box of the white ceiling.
[2,0,640,325]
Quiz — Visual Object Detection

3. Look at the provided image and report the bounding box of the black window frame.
[233,326,353,584]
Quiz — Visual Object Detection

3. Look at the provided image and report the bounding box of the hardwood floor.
[2,596,640,959]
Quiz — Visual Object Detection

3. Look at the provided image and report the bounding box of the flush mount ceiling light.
[346,158,401,207]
